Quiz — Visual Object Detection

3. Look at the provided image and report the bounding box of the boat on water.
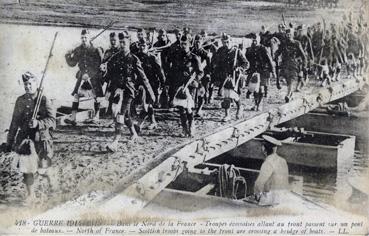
[226,129,355,169]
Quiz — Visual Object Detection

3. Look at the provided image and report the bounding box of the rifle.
[282,14,287,27]
[148,43,172,53]
[32,32,58,121]
[89,20,115,44]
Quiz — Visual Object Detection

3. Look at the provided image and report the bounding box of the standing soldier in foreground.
[211,33,248,121]
[245,35,276,111]
[105,31,155,152]
[172,35,204,137]
[5,72,56,202]
[136,38,166,130]
[274,28,306,103]
[101,32,120,117]
[65,29,104,125]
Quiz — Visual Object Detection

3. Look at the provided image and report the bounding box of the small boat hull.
[228,131,355,169]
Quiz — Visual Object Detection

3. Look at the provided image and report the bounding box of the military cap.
[262,135,282,146]
[137,28,145,33]
[221,33,231,41]
[109,32,116,38]
[22,71,37,82]
[158,28,166,35]
[118,31,130,40]
[278,24,286,28]
[200,29,206,36]
[173,28,181,34]
[81,29,89,35]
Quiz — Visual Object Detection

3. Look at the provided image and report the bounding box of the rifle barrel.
[32,32,58,120]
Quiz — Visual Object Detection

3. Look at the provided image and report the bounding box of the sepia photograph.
[0,0,368,235]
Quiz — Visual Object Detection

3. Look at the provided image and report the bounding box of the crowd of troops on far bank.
[61,16,368,152]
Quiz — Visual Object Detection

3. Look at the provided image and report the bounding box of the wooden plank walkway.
[99,76,367,215]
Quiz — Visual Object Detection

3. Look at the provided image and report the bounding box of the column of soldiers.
[2,17,367,202]
[60,19,366,149]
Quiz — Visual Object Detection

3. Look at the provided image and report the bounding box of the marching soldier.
[191,34,211,117]
[152,28,172,75]
[346,23,364,74]
[259,25,273,48]
[130,28,145,55]
[311,22,323,63]
[171,34,204,137]
[65,29,104,125]
[5,72,56,202]
[274,28,306,103]
[152,29,172,108]
[166,29,184,105]
[101,32,120,117]
[136,38,166,130]
[273,24,287,47]
[245,35,276,111]
[105,31,155,152]
[295,24,314,91]
[211,33,248,121]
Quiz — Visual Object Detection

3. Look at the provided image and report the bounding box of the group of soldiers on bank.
[2,14,367,201]
[61,15,369,152]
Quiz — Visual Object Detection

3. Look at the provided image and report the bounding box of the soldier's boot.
[208,85,214,104]
[179,113,188,137]
[235,101,242,119]
[321,78,328,87]
[251,92,258,111]
[136,110,147,132]
[65,102,78,126]
[106,100,113,118]
[154,94,161,109]
[222,109,231,122]
[285,85,293,103]
[264,86,268,98]
[128,125,139,142]
[246,90,252,99]
[147,106,157,130]
[256,92,264,111]
[195,97,204,118]
[296,81,303,92]
[85,102,100,124]
[94,102,100,120]
[187,113,194,138]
